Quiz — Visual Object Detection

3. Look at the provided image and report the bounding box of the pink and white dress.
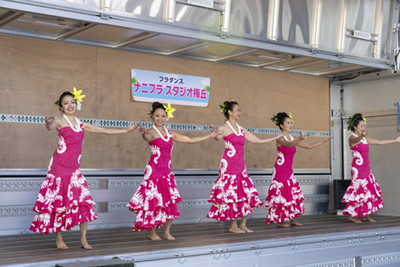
[341,135,384,217]
[264,135,305,224]
[207,126,263,221]
[30,123,98,234]
[127,130,181,231]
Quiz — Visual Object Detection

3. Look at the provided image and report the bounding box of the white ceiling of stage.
[0,0,396,78]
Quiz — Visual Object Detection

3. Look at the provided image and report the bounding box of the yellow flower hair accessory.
[72,87,86,111]
[72,87,86,102]
[163,103,176,119]
[363,117,367,126]
[288,112,294,123]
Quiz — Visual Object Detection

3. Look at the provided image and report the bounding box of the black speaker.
[334,179,352,210]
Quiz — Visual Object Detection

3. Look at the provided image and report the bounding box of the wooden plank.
[0,35,330,169]
[0,215,399,265]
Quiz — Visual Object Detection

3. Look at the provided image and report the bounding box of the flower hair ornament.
[347,116,355,131]
[149,103,176,120]
[219,102,229,115]
[72,87,86,111]
[347,116,366,131]
[288,112,294,123]
[270,114,279,126]
[164,103,176,119]
[54,99,62,111]
[54,87,86,111]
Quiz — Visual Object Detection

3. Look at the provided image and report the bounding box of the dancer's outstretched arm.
[244,129,286,144]
[349,131,368,145]
[366,136,400,145]
[297,137,332,149]
[83,122,140,134]
[45,116,61,131]
[139,126,156,142]
[172,130,221,144]
[209,124,224,141]
[278,134,309,147]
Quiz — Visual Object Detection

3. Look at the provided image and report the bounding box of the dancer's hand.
[209,131,222,138]
[362,130,369,136]
[209,124,217,132]
[139,126,147,134]
[300,133,309,140]
[396,136,400,142]
[323,137,333,143]
[127,122,140,132]
[45,116,55,124]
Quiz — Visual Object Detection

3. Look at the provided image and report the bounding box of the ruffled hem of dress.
[207,197,263,221]
[264,195,305,208]
[342,199,384,217]
[33,199,96,214]
[29,204,98,235]
[130,204,180,231]
[341,187,382,204]
[264,203,305,224]
[127,196,182,213]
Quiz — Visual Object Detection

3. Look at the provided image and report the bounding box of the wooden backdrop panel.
[0,36,12,114]
[0,35,330,169]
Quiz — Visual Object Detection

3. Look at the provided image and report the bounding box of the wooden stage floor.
[1,215,400,267]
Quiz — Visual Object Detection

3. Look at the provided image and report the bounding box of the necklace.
[152,125,170,142]
[226,121,242,136]
[63,114,82,133]
[352,133,367,144]
[284,134,293,142]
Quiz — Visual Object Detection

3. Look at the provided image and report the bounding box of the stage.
[1,215,400,267]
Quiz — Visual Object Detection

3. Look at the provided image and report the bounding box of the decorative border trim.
[0,177,329,191]
[0,194,329,216]
[308,259,354,267]
[0,179,98,191]
[108,199,213,212]
[0,204,99,216]
[109,177,331,188]
[107,195,329,212]
[108,179,143,189]
[362,252,400,266]
[304,194,330,202]
[0,113,330,137]
[305,252,400,267]
[0,205,36,216]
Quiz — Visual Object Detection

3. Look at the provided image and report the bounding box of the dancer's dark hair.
[220,101,239,119]
[275,112,290,130]
[350,113,364,131]
[149,102,166,117]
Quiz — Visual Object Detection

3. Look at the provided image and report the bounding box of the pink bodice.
[273,145,296,181]
[52,124,84,170]
[221,129,246,173]
[147,131,173,174]
[350,139,371,179]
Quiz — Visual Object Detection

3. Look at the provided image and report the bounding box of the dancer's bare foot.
[229,226,246,233]
[163,233,175,240]
[276,222,290,228]
[56,240,68,249]
[349,217,363,223]
[81,239,92,250]
[363,216,376,222]
[239,225,254,233]
[289,219,302,226]
[148,228,162,241]
[56,233,68,249]
[149,233,162,241]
